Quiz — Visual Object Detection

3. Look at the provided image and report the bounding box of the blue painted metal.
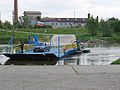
[58,36,60,57]
[34,35,39,46]
[83,35,85,44]
[82,35,85,49]
[74,40,80,50]
[9,37,13,54]
[28,35,38,45]
[50,36,52,49]
[60,48,79,58]
[3,37,12,53]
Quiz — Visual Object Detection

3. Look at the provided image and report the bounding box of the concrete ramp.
[51,34,76,46]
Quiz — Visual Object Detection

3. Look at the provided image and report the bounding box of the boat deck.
[22,48,64,57]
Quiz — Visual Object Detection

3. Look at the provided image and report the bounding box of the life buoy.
[63,48,66,53]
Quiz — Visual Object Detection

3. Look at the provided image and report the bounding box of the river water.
[0,44,120,65]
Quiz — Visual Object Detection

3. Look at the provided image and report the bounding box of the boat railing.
[3,37,13,54]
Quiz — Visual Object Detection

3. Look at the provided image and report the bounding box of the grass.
[0,30,51,44]
[0,28,120,44]
[111,59,120,65]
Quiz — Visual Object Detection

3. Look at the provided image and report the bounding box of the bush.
[99,20,113,37]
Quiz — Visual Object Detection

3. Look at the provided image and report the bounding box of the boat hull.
[3,53,59,61]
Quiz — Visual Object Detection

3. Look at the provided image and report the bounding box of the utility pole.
[0,12,1,22]
[74,12,75,28]
[74,12,76,36]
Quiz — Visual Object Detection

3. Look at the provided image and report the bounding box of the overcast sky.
[0,0,120,23]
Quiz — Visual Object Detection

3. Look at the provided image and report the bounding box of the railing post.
[9,37,13,54]
[58,36,60,57]
[50,36,52,49]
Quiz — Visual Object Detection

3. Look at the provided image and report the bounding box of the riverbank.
[111,59,120,65]
[0,28,120,44]
[0,65,120,90]
[0,30,50,44]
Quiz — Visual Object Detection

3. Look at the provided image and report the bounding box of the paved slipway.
[0,66,120,90]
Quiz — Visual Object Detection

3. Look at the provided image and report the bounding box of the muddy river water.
[0,44,120,65]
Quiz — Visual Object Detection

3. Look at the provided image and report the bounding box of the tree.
[86,17,99,36]
[0,23,3,29]
[13,20,19,29]
[18,16,29,28]
[4,21,12,29]
[99,19,113,37]
[108,18,120,33]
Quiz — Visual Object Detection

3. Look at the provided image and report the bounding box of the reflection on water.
[0,44,120,65]
[58,45,120,65]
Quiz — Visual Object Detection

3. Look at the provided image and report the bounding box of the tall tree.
[18,16,29,28]
[108,18,120,33]
[86,17,98,36]
[4,21,12,29]
[99,19,113,37]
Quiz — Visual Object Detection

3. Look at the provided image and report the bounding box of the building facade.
[23,11,41,27]
[42,18,87,28]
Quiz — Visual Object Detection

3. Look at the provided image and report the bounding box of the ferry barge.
[3,35,89,61]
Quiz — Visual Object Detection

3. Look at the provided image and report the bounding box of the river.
[0,44,120,65]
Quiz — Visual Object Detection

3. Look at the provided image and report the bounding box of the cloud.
[0,0,120,23]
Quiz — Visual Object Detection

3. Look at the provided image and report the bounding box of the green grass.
[111,59,120,65]
[0,30,50,44]
[0,28,120,44]
[16,28,88,34]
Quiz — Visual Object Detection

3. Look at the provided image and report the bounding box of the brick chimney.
[14,0,18,21]
[88,13,90,19]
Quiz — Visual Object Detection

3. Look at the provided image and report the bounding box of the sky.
[0,0,120,23]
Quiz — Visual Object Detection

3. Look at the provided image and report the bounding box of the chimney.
[88,13,90,19]
[14,0,18,21]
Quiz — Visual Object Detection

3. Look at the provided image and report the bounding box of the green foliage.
[111,59,120,64]
[0,22,3,29]
[4,21,12,29]
[18,16,29,28]
[86,17,99,36]
[99,19,113,37]
[108,19,120,33]
[13,20,19,29]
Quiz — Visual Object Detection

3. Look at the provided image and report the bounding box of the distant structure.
[42,14,90,28]
[13,0,18,23]
[23,11,41,27]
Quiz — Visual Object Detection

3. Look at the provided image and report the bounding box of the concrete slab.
[0,66,120,90]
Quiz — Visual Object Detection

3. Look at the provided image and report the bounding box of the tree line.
[0,16,52,29]
[0,16,120,37]
[86,17,120,37]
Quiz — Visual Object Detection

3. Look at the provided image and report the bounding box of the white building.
[23,11,41,27]
[43,18,87,28]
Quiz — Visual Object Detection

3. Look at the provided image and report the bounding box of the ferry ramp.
[51,34,76,46]
[0,65,120,90]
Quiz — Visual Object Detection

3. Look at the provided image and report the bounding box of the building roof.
[24,11,41,14]
[42,18,87,23]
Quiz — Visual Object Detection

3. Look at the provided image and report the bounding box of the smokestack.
[14,0,18,21]
[88,13,90,19]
